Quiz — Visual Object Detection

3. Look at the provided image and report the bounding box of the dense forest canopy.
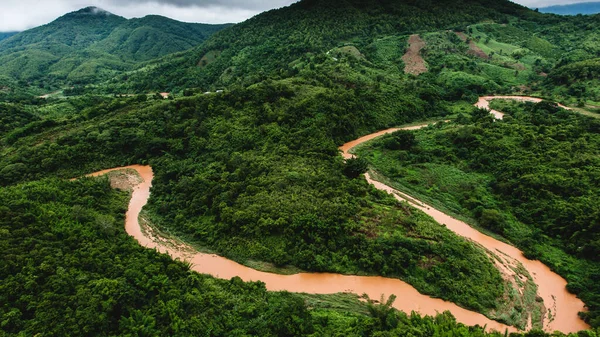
[2,0,600,335]
[0,32,18,42]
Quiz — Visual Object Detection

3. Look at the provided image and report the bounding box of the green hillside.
[121,0,533,91]
[0,7,230,89]
[89,15,231,62]
[2,0,600,335]
[0,32,18,41]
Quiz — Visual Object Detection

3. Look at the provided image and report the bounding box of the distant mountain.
[538,1,600,15]
[89,15,231,62]
[0,32,19,42]
[0,7,231,86]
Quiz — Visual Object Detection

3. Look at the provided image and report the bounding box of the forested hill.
[4,0,600,334]
[539,2,600,15]
[0,32,18,42]
[89,15,231,62]
[0,7,231,87]
[0,7,127,54]
[120,0,535,91]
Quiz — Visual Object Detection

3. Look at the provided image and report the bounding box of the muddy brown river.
[475,95,571,119]
[87,97,588,333]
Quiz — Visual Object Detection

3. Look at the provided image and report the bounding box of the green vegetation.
[0,176,308,336]
[2,175,599,336]
[2,0,600,334]
[0,32,18,41]
[118,0,534,92]
[0,84,506,316]
[357,101,600,326]
[0,7,230,90]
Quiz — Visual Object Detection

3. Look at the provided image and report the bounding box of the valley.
[78,97,587,334]
[2,0,600,335]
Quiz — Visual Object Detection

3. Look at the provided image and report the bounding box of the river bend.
[86,96,587,333]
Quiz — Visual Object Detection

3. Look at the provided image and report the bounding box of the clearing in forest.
[402,34,428,75]
[455,32,489,59]
[198,50,221,67]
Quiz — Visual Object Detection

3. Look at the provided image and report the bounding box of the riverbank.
[83,96,589,333]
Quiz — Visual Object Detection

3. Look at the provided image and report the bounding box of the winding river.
[475,95,571,119]
[87,96,588,334]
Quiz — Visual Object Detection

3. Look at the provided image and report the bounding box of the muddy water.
[363,176,588,333]
[88,96,587,333]
[89,165,514,333]
[340,118,587,332]
[475,96,571,119]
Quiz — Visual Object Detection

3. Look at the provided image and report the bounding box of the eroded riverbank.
[85,97,588,333]
[88,164,516,333]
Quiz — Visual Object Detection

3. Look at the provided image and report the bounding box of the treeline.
[358,101,600,326]
[547,58,600,84]
[0,103,40,137]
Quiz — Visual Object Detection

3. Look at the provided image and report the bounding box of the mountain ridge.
[538,1,600,15]
[0,7,231,88]
[2,0,600,334]
[118,0,538,91]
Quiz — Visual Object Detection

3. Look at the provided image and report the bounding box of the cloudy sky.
[0,0,593,31]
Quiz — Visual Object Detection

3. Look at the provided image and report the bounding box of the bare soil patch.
[402,34,428,76]
[198,50,222,68]
[104,169,143,191]
[455,32,489,59]
[468,43,489,59]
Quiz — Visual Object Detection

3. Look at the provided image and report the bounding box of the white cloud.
[0,0,297,31]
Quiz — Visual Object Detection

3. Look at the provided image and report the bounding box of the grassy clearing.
[300,292,371,316]
[198,50,221,67]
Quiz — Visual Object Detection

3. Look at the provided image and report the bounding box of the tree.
[343,157,369,179]
[366,294,399,330]
[385,130,416,150]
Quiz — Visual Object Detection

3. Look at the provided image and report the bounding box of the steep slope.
[121,0,534,91]
[0,7,229,87]
[0,7,126,51]
[0,7,126,84]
